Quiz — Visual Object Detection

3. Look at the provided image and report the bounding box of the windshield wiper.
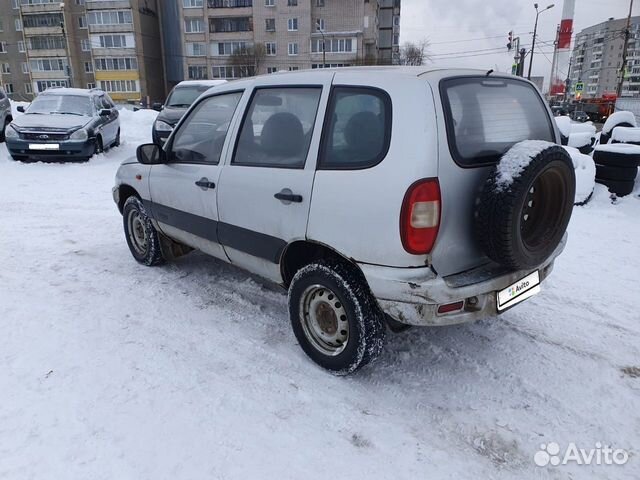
[50,111,85,116]
[168,104,191,108]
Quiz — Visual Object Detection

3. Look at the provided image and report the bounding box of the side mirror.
[17,106,25,113]
[137,143,165,165]
[99,108,111,116]
[152,102,163,112]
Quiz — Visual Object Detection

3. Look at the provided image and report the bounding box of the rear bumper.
[359,233,567,326]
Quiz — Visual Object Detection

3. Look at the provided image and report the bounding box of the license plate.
[497,271,541,311]
[29,143,59,150]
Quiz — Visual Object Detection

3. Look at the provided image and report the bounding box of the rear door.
[216,72,333,282]
[430,73,557,276]
[148,90,244,259]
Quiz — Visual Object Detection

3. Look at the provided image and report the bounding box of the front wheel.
[288,261,385,375]
[122,196,165,266]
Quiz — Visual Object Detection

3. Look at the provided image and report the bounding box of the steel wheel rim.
[299,284,349,356]
[127,210,148,256]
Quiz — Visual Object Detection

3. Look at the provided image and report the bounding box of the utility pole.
[616,0,634,97]
[528,3,555,80]
[518,48,527,77]
[60,4,74,88]
[317,20,326,68]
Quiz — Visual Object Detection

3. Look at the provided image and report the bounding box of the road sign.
[575,82,584,93]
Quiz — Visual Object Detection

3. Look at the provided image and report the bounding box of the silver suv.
[0,86,13,142]
[113,68,575,374]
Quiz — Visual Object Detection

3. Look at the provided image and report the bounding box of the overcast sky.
[401,0,639,86]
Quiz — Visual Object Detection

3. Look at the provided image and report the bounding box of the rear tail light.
[400,178,441,255]
[437,301,464,314]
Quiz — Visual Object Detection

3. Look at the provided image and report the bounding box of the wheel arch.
[117,184,140,213]
[280,240,364,288]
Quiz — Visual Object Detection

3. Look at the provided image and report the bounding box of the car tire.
[595,178,635,197]
[288,260,385,375]
[600,121,634,145]
[122,196,165,266]
[0,119,9,142]
[113,129,120,148]
[595,164,638,182]
[475,144,575,270]
[593,149,640,168]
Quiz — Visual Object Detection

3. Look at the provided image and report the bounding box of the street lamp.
[528,3,554,80]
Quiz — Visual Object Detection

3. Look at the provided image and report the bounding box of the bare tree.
[400,40,431,66]
[228,44,267,77]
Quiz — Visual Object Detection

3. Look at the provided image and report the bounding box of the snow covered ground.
[1,106,639,480]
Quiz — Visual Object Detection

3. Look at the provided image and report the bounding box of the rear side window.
[441,77,555,166]
[320,87,391,170]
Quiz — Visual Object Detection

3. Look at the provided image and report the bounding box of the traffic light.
[507,31,513,51]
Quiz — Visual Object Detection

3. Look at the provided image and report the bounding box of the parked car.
[152,80,227,145]
[5,87,120,162]
[570,110,589,122]
[0,86,12,142]
[113,68,574,374]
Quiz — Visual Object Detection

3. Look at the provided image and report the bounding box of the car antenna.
[486,69,494,77]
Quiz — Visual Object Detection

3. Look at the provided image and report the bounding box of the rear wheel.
[122,196,165,266]
[0,118,10,142]
[288,261,385,375]
[113,129,120,147]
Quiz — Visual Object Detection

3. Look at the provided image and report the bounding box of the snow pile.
[611,126,640,144]
[602,110,637,134]
[594,143,640,155]
[554,116,572,138]
[569,122,597,135]
[563,146,596,205]
[495,140,556,189]
[115,107,158,147]
[567,131,593,149]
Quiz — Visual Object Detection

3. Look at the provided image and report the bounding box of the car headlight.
[5,125,18,139]
[70,128,88,141]
[154,120,173,132]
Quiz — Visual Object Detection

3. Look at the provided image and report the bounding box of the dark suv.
[152,80,226,145]
[5,87,120,161]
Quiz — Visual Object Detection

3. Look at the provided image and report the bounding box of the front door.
[216,74,332,282]
[148,90,244,259]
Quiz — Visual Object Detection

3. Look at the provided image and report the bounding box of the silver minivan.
[113,68,575,374]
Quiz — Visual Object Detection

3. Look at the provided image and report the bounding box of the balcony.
[20,0,63,14]
[85,0,131,9]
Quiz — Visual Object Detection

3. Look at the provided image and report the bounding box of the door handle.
[195,178,216,190]
[274,188,303,204]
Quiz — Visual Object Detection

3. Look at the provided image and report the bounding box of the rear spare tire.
[476,141,575,271]
[592,144,640,168]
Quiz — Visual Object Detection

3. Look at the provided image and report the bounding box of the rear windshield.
[166,86,212,108]
[440,77,555,166]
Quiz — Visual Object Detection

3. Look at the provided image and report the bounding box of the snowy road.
[1,108,639,479]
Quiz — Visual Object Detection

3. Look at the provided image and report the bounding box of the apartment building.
[0,0,164,102]
[570,16,640,99]
[162,0,401,87]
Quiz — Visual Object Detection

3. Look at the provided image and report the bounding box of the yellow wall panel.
[95,71,140,81]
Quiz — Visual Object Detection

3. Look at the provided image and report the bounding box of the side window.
[320,87,391,170]
[233,87,322,168]
[169,91,243,165]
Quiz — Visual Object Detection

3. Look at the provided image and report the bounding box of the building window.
[288,66,299,71]
[0,42,6,53]
[87,10,133,26]
[288,42,298,55]
[184,18,204,33]
[4,83,13,94]
[78,15,87,29]
[287,18,298,31]
[316,0,324,6]
[208,0,252,6]
[75,0,85,4]
[15,18,22,31]
[1,63,10,74]
[0,19,3,32]
[81,39,90,51]
[265,42,276,55]
[12,0,18,9]
[311,38,354,53]
[84,61,93,73]
[265,18,275,31]
[87,82,96,89]
[265,0,274,6]
[183,0,203,6]
[186,42,207,56]
[36,80,68,93]
[99,79,139,93]
[92,34,133,48]
[211,41,251,56]
[209,17,252,33]
[287,0,297,5]
[21,62,29,73]
[188,65,208,79]
[316,18,325,31]
[18,41,25,52]
[267,66,277,73]
[212,65,255,79]
[30,58,67,72]
[22,13,64,28]
[25,83,32,94]
[94,57,138,70]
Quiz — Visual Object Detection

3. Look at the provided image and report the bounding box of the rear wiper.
[168,104,191,108]
[50,111,85,116]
